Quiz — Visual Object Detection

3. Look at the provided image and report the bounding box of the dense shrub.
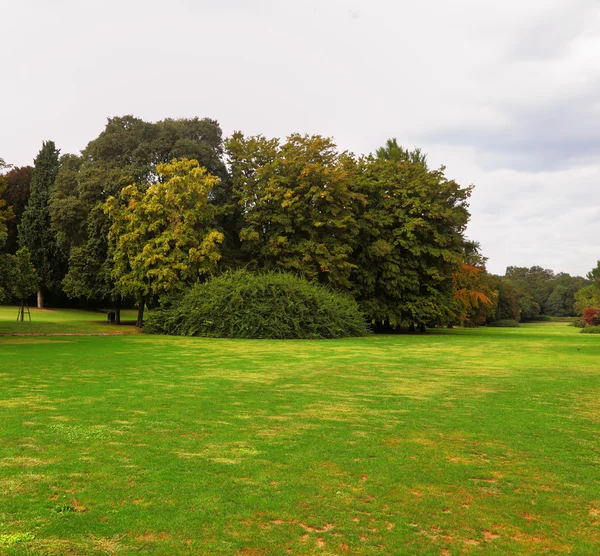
[487,319,520,328]
[144,270,370,339]
[571,319,586,328]
[580,325,600,334]
[582,308,600,327]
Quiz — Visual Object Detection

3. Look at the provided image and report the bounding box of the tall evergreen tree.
[18,141,62,308]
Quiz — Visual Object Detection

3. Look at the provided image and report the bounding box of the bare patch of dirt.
[483,531,500,541]
[299,523,334,533]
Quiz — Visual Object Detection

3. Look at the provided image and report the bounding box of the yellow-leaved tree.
[105,159,224,327]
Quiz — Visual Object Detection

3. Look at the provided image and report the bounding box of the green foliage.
[503,266,588,318]
[580,325,600,334]
[9,247,39,301]
[375,138,428,168]
[50,116,227,308]
[18,141,64,301]
[574,284,600,315]
[587,260,600,287]
[352,155,472,328]
[105,159,223,323]
[62,204,115,302]
[487,319,520,327]
[226,133,363,289]
[224,135,473,329]
[494,278,520,321]
[144,270,369,339]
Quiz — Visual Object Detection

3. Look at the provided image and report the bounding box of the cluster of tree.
[573,261,600,332]
[0,117,596,331]
[452,262,594,326]
[0,159,39,314]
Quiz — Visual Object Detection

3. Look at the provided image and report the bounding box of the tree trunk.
[115,297,121,325]
[37,289,44,309]
[419,323,427,333]
[19,300,24,322]
[136,298,145,329]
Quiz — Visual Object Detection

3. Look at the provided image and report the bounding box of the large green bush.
[144,270,370,339]
[580,325,600,334]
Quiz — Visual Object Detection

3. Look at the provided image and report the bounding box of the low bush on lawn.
[144,270,370,339]
[580,325,600,334]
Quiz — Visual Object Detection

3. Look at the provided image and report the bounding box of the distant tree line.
[0,117,596,330]
[455,261,594,327]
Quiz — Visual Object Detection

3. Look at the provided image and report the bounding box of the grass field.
[0,307,140,336]
[1,310,600,554]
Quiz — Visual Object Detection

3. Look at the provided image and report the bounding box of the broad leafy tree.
[105,159,224,327]
[51,116,227,312]
[494,278,521,321]
[351,152,472,329]
[18,141,63,308]
[505,266,554,316]
[62,204,123,321]
[226,133,364,288]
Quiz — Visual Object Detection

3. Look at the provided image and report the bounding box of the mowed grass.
[0,306,140,335]
[1,316,600,554]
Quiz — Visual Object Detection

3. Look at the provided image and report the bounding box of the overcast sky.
[1,0,599,276]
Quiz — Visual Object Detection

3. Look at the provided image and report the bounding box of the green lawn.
[0,307,140,336]
[1,314,600,554]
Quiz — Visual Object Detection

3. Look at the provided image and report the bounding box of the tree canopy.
[52,116,227,314]
[105,158,224,326]
[2,120,596,329]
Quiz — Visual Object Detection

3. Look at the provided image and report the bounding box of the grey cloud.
[422,89,600,172]
[509,0,599,60]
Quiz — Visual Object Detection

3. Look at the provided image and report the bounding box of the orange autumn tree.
[452,242,498,326]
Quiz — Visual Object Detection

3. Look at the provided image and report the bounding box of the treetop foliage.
[376,138,428,169]
[105,158,224,303]
[2,119,596,331]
